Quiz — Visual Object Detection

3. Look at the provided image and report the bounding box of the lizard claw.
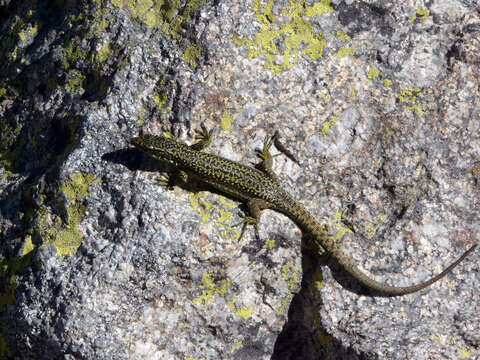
[157,173,174,189]
[194,123,214,143]
[191,123,214,151]
[232,214,259,241]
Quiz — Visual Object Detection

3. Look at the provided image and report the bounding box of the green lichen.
[398,86,420,102]
[228,296,254,320]
[0,333,11,358]
[317,330,333,353]
[40,173,101,256]
[329,209,354,240]
[235,306,254,320]
[233,0,332,74]
[220,227,239,241]
[365,224,378,239]
[0,123,24,177]
[312,267,324,291]
[429,333,455,346]
[277,293,294,315]
[262,238,275,249]
[281,262,300,290]
[182,44,201,68]
[0,258,18,313]
[113,0,206,38]
[216,207,240,241]
[227,295,237,312]
[95,42,111,64]
[61,39,88,70]
[154,90,171,114]
[136,106,148,126]
[55,3,122,100]
[219,196,237,209]
[29,23,39,36]
[65,70,86,94]
[23,235,35,256]
[189,193,240,240]
[407,103,428,116]
[0,249,33,313]
[92,14,112,38]
[111,0,206,68]
[0,15,28,65]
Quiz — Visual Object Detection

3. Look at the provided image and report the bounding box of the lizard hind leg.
[232,198,272,241]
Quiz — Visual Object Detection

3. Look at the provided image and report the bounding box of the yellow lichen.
[367,66,382,80]
[398,86,428,115]
[220,111,235,131]
[409,7,430,23]
[318,115,339,135]
[215,209,233,227]
[231,340,243,352]
[460,348,471,359]
[336,29,351,41]
[334,46,356,58]
[189,192,212,223]
[233,0,332,74]
[235,306,254,320]
[192,270,232,305]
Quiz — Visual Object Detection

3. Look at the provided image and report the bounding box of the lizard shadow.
[102,148,165,173]
[271,236,406,359]
[272,244,368,360]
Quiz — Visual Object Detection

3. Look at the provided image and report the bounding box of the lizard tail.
[334,243,476,296]
[282,198,477,295]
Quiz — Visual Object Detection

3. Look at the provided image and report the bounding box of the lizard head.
[130,134,185,163]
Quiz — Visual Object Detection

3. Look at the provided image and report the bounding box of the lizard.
[130,125,477,296]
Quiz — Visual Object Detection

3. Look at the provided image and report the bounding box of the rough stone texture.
[0,0,479,359]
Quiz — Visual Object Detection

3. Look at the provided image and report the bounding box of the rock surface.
[0,1,479,359]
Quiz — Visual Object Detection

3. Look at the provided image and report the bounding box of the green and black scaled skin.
[131,128,477,296]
